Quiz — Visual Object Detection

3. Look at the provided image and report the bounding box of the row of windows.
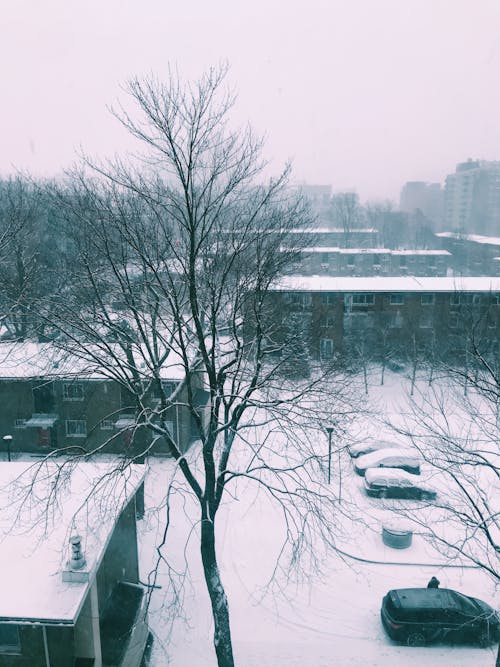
[14,419,115,433]
[286,292,500,307]
[323,313,497,333]
[318,254,443,267]
[47,381,177,402]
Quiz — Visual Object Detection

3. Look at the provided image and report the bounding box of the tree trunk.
[496,641,500,667]
[201,516,234,667]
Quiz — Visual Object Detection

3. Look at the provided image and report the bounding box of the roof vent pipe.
[69,535,86,570]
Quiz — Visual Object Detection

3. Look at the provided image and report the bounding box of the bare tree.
[329,192,362,244]
[42,66,358,667]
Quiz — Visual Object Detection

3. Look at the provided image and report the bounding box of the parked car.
[381,587,500,647]
[364,468,437,500]
[354,448,421,476]
[348,440,400,458]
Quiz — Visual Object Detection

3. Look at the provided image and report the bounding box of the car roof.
[357,448,420,466]
[350,440,400,454]
[389,588,459,611]
[365,468,432,486]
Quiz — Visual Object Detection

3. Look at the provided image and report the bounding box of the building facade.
[400,181,444,227]
[0,343,200,458]
[444,159,500,236]
[435,232,500,276]
[293,248,451,277]
[271,276,500,363]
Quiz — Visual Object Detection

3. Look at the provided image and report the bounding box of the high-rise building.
[399,181,444,227]
[444,159,500,236]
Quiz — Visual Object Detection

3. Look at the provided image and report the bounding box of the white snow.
[137,371,499,666]
[436,232,500,247]
[0,341,186,380]
[364,467,436,491]
[275,275,500,292]
[0,461,144,622]
[354,448,421,473]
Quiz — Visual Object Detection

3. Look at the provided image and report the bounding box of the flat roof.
[297,248,450,256]
[0,461,145,624]
[436,232,500,246]
[0,342,186,380]
[274,276,500,292]
[288,227,378,234]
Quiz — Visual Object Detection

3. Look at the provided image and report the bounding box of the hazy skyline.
[2,0,500,202]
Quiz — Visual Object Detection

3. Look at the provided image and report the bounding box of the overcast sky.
[2,0,500,202]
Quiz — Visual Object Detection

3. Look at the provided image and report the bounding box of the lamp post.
[325,426,333,484]
[3,435,12,462]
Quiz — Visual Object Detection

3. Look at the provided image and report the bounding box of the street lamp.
[3,435,12,462]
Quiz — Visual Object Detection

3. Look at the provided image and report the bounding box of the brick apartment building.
[271,276,500,362]
[0,343,202,458]
[293,248,451,277]
[436,232,500,276]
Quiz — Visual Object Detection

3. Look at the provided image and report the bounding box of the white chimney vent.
[62,534,89,583]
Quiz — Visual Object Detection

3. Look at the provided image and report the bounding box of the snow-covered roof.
[391,249,451,256]
[288,227,378,234]
[300,247,391,255]
[0,461,145,623]
[355,448,420,469]
[274,276,500,293]
[0,342,186,380]
[297,247,450,256]
[436,232,500,246]
[365,467,435,490]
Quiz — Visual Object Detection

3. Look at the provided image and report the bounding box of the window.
[319,338,334,359]
[419,312,433,328]
[66,420,87,438]
[388,312,403,328]
[450,293,460,306]
[372,254,381,267]
[487,316,496,329]
[321,293,335,305]
[494,294,500,305]
[321,316,335,328]
[352,293,375,306]
[421,294,435,305]
[449,315,459,329]
[321,253,329,264]
[14,419,26,429]
[289,292,311,307]
[390,294,404,305]
[62,382,84,401]
[0,624,21,653]
[100,420,114,430]
[347,255,355,267]
[399,255,407,267]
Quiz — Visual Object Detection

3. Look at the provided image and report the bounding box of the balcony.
[100,582,149,667]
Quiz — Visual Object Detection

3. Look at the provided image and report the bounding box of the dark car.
[364,468,437,500]
[381,587,500,647]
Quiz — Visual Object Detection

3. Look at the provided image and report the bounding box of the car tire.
[407,632,426,647]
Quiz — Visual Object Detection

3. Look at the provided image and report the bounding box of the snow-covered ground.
[138,369,499,666]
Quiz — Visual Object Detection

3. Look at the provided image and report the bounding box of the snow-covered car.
[364,468,436,500]
[348,439,400,458]
[354,447,421,476]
